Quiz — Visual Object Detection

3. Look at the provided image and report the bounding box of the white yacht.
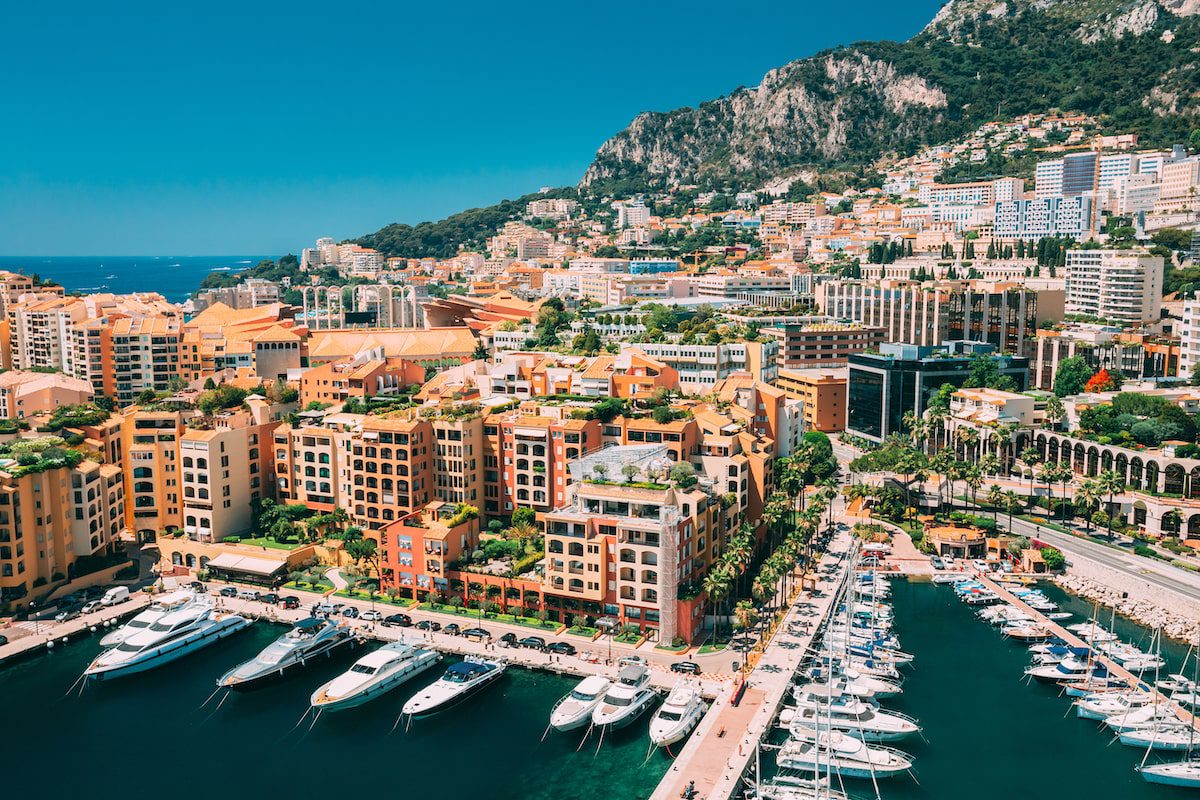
[1119,723,1198,751]
[218,618,355,691]
[402,656,505,717]
[1157,674,1197,694]
[777,730,913,779]
[753,776,847,800]
[1075,691,1154,721]
[86,600,250,680]
[1140,759,1200,787]
[550,675,612,732]
[311,641,442,711]
[648,681,706,747]
[591,665,658,730]
[1025,654,1094,683]
[99,590,195,647]
[783,704,919,743]
[1105,704,1181,733]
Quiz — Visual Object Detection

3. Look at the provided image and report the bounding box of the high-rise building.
[1065,248,1163,325]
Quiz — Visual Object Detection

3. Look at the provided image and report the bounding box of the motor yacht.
[591,665,658,730]
[218,617,355,691]
[98,590,195,647]
[648,681,706,747]
[777,730,913,779]
[311,641,442,711]
[401,657,506,717]
[782,703,919,743]
[550,675,612,732]
[86,600,250,680]
[1025,654,1094,683]
[1075,691,1153,721]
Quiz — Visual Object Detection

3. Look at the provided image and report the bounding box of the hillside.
[581,0,1200,190]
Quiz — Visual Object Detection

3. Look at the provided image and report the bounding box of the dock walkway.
[649,526,854,800]
[975,572,1194,724]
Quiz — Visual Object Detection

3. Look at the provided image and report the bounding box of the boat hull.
[312,651,443,711]
[405,668,505,718]
[1141,764,1200,787]
[220,633,358,692]
[593,691,658,731]
[87,617,251,681]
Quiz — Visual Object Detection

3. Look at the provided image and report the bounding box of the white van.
[101,586,130,606]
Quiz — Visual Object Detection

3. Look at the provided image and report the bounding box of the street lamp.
[597,616,618,664]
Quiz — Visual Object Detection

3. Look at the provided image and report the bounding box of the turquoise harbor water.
[0,256,277,302]
[1,624,671,800]
[871,579,1197,800]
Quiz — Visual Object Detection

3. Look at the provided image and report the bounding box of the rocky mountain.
[581,0,1200,190]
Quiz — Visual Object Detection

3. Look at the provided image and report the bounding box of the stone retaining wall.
[1054,558,1200,643]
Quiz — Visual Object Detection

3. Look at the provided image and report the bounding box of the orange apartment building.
[299,356,425,407]
[376,502,481,599]
[350,416,434,532]
[482,410,601,518]
[774,367,849,433]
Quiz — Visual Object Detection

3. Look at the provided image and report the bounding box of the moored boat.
[550,675,612,732]
[218,617,355,690]
[401,656,506,717]
[311,641,442,711]
[592,665,658,730]
[86,600,250,680]
[648,681,706,747]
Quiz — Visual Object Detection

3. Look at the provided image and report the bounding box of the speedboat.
[782,704,919,743]
[1140,758,1200,787]
[648,681,706,747]
[1025,654,1093,683]
[311,642,442,711]
[218,617,356,691]
[1003,623,1052,643]
[402,657,506,717]
[777,730,913,779]
[550,675,612,731]
[86,600,250,680]
[99,590,195,647]
[591,665,658,730]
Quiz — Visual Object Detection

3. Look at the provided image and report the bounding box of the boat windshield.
[605,694,632,707]
[115,641,144,653]
[351,664,378,675]
[659,710,682,721]
[569,690,599,702]
[127,619,151,629]
[149,619,188,633]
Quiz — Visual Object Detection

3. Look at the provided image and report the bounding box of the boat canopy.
[205,553,289,578]
[294,618,326,632]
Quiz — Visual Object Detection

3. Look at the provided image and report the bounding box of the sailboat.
[1139,633,1200,786]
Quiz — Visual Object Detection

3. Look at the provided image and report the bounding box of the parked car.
[315,602,338,615]
[929,555,944,570]
[443,623,462,636]
[54,608,80,623]
[81,600,103,614]
[462,627,491,641]
[519,635,547,650]
[0,634,8,646]
[545,641,576,656]
[415,619,441,632]
[618,655,646,668]
[259,593,279,605]
[237,589,261,601]
[342,606,360,619]
[281,596,301,609]
[187,581,207,592]
[671,660,701,674]
[360,610,383,622]
[382,613,412,628]
[219,586,238,598]
[101,586,130,606]
[498,632,518,646]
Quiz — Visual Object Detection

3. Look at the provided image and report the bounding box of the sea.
[5,582,1198,800]
[0,256,279,303]
[0,625,672,800]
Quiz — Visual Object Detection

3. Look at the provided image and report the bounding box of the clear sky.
[0,0,945,255]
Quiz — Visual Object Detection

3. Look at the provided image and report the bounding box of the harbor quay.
[651,525,855,800]
[0,594,153,664]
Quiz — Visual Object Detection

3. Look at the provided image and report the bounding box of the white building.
[1180,298,1200,381]
[1065,248,1163,325]
[615,202,651,229]
[628,340,779,393]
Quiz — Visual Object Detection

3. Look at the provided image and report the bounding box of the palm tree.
[985,484,1005,522]
[980,451,1000,478]
[1163,509,1184,537]
[1075,479,1102,534]
[955,426,980,465]
[1038,463,1059,520]
[964,465,984,512]
[1098,469,1125,541]
[1044,395,1066,431]
[1003,490,1022,533]
[702,567,732,643]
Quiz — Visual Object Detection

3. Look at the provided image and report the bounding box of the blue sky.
[0,1,944,255]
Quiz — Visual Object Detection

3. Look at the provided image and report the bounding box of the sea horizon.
[0,255,281,303]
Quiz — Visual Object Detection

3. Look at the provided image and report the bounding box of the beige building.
[0,370,94,419]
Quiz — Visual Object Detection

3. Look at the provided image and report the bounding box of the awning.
[205,553,289,577]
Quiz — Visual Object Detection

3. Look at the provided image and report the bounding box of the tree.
[1003,490,1022,533]
[1044,395,1066,431]
[1040,546,1066,571]
[1074,479,1102,533]
[1084,368,1117,393]
[1053,356,1093,398]
[1098,470,1125,541]
[985,484,1005,522]
[651,405,675,425]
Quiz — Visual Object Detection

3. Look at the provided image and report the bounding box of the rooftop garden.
[1076,392,1197,449]
[0,436,86,476]
[38,403,111,432]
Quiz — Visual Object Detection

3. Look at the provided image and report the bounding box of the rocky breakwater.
[1055,558,1200,643]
